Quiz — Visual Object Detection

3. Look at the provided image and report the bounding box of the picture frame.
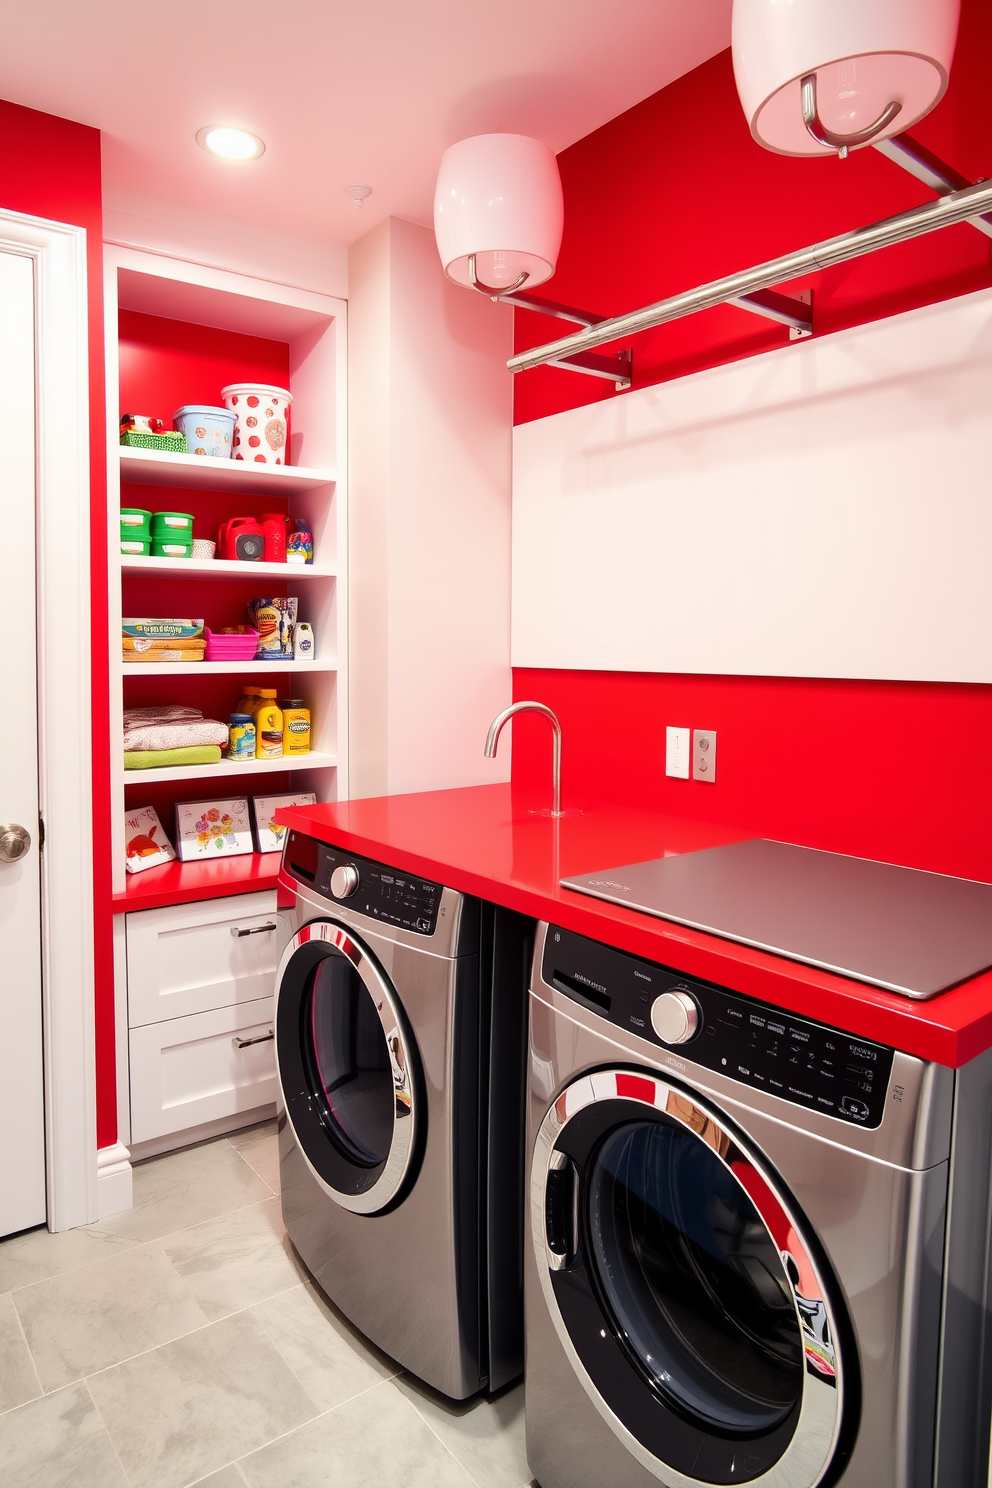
[175,797,254,861]
[124,804,176,874]
[251,792,317,854]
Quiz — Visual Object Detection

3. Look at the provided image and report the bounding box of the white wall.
[512,287,992,684]
[348,217,514,797]
[104,188,348,300]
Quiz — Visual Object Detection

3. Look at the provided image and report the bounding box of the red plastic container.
[203,628,259,662]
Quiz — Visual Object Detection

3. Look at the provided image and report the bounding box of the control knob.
[650,989,700,1045]
[329,864,360,899]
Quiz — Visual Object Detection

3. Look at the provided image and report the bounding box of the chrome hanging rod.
[507,176,992,376]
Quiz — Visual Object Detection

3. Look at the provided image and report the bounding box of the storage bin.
[120,507,152,538]
[150,511,193,536]
[121,538,151,556]
[191,539,216,560]
[120,430,187,453]
[203,627,259,662]
[151,538,193,559]
[173,405,236,459]
[222,383,292,466]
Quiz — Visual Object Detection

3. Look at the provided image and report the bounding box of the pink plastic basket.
[203,627,259,662]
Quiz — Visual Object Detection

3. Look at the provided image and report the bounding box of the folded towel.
[124,706,203,724]
[124,746,222,770]
[123,719,229,752]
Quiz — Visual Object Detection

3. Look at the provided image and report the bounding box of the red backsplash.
[512,668,992,884]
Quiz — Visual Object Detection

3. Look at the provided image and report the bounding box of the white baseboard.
[96,1141,133,1219]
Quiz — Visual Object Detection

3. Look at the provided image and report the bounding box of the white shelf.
[119,446,336,494]
[119,555,335,580]
[122,660,337,677]
[123,751,338,785]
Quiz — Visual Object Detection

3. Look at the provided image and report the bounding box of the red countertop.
[276,785,992,1069]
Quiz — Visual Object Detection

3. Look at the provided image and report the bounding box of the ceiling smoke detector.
[345,185,372,208]
[196,126,265,161]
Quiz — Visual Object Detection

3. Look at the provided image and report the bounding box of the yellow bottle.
[280,699,311,756]
[254,691,283,759]
[236,684,261,717]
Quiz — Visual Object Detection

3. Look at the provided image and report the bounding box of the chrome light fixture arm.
[485,701,563,818]
[801,71,902,160]
[468,253,529,299]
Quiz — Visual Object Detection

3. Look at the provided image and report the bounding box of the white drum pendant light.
[434,133,564,294]
[732,0,960,158]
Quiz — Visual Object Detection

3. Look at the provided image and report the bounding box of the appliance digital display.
[543,926,894,1129]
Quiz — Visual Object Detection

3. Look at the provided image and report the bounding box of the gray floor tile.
[239,1377,477,1488]
[95,1137,272,1245]
[397,1375,531,1488]
[88,1308,316,1488]
[228,1121,280,1194]
[0,1290,42,1413]
[12,1246,207,1392]
[252,1281,398,1412]
[151,1199,306,1322]
[0,1381,128,1487]
[0,1222,135,1292]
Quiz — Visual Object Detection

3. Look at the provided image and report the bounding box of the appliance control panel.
[543,925,894,1130]
[283,832,441,935]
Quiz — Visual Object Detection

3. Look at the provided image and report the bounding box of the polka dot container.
[221,384,293,465]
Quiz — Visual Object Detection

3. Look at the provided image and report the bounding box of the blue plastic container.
[173,405,236,459]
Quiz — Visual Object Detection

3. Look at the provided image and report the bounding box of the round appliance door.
[533,1069,848,1488]
[275,919,420,1215]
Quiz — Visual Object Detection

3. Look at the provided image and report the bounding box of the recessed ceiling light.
[196,126,265,161]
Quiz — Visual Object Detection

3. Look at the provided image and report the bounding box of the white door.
[0,248,47,1235]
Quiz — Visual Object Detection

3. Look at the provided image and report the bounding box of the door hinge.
[38,814,45,852]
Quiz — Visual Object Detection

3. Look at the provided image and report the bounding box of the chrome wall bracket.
[874,132,992,245]
[478,282,634,391]
[731,287,813,339]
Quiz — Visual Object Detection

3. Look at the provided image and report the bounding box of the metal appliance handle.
[232,1030,274,1049]
[230,922,278,938]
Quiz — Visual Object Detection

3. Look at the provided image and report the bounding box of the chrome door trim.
[275,919,418,1215]
[532,1067,846,1488]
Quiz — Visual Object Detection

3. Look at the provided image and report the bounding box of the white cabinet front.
[126,891,287,1028]
[129,996,277,1144]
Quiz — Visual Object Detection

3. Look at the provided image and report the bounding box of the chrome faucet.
[484,701,563,818]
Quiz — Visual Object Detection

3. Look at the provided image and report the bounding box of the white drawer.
[125,891,290,1028]
[129,996,277,1145]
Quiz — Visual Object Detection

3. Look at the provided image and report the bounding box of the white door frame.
[1,207,97,1232]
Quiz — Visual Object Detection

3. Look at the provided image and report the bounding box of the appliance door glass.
[276,920,419,1214]
[534,1071,845,1487]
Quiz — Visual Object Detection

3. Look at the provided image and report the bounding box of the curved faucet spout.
[484,701,563,818]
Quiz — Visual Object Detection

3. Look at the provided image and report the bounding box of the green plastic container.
[120,430,187,453]
[120,507,152,539]
[151,538,193,559]
[121,538,151,557]
[150,511,194,537]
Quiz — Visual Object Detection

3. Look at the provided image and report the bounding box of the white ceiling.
[0,0,731,253]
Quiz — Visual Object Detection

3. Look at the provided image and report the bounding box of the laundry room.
[1,1,991,1486]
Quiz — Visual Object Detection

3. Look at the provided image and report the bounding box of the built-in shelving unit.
[106,244,348,904]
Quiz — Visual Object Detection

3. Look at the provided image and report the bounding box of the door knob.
[0,823,31,863]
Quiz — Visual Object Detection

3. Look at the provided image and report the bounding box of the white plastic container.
[173,405,235,458]
[221,384,293,466]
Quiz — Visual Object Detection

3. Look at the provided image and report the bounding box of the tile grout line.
[229,1375,404,1476]
[6,1288,45,1406]
[83,1376,138,1487]
[225,1136,279,1197]
[395,1382,494,1488]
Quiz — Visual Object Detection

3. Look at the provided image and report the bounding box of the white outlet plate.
[666,726,690,779]
[692,729,717,783]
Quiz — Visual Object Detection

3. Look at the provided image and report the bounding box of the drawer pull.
[232,1029,274,1049]
[230,922,278,939]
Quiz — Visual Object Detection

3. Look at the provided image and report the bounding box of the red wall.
[0,102,116,1145]
[511,2,992,884]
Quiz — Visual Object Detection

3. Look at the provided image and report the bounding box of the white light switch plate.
[692,729,717,783]
[666,727,690,779]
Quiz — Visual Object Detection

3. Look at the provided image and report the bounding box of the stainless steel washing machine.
[275,830,531,1399]
[525,922,992,1488]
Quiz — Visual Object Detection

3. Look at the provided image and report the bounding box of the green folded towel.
[124,746,222,770]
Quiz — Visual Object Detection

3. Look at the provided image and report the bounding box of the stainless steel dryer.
[275,830,531,1399]
[525,922,992,1488]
